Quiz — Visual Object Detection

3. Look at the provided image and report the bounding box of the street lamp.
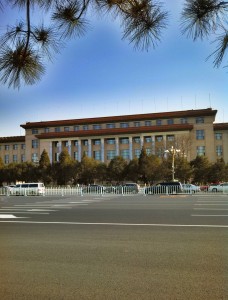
[164,146,181,181]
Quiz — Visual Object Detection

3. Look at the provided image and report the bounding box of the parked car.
[82,184,106,193]
[4,185,15,191]
[182,184,200,193]
[118,183,140,194]
[144,182,183,195]
[199,185,209,192]
[10,183,45,196]
[208,183,228,192]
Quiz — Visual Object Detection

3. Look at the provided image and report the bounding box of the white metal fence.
[0,185,228,196]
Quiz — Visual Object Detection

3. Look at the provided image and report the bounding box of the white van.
[11,183,45,196]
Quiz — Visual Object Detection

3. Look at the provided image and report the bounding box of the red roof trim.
[21,108,216,129]
[213,123,228,130]
[0,136,25,143]
[36,124,193,139]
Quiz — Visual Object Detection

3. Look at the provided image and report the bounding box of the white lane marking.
[0,221,228,228]
[0,214,17,218]
[196,201,228,203]
[0,214,28,219]
[194,208,228,210]
[0,212,49,214]
[195,204,228,206]
[192,215,228,217]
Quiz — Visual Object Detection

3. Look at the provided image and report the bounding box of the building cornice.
[21,108,216,129]
[213,123,228,130]
[36,124,194,140]
[0,136,25,143]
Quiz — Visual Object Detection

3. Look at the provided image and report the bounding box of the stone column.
[115,137,119,156]
[49,142,53,163]
[88,139,92,158]
[129,136,133,160]
[101,138,105,162]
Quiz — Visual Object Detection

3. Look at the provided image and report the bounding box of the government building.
[0,108,228,165]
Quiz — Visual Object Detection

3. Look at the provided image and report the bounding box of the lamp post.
[165,146,181,181]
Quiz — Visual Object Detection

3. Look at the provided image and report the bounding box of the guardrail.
[1,185,228,196]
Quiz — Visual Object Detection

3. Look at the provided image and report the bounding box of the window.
[134,121,141,127]
[21,144,26,150]
[32,140,39,148]
[107,150,116,160]
[215,133,222,140]
[180,118,188,124]
[144,137,152,143]
[156,119,162,125]
[74,125,80,131]
[216,145,223,156]
[93,124,101,130]
[196,117,204,124]
[32,129,38,134]
[82,140,88,146]
[120,122,129,128]
[32,153,39,163]
[167,135,174,141]
[63,141,68,147]
[146,148,152,155]
[134,149,141,158]
[93,139,101,145]
[44,127,49,133]
[13,144,18,150]
[106,123,115,129]
[93,151,101,160]
[196,130,205,140]
[4,155,9,164]
[55,127,61,132]
[156,136,163,142]
[167,119,174,125]
[73,151,78,160]
[64,127,70,132]
[133,137,140,143]
[120,138,129,144]
[54,153,59,161]
[21,154,26,162]
[83,125,89,130]
[74,140,78,146]
[13,155,17,163]
[145,120,151,126]
[5,145,9,150]
[120,149,130,159]
[106,138,115,145]
[197,146,205,156]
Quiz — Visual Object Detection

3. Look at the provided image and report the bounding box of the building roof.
[21,108,217,129]
[213,123,228,130]
[36,124,194,139]
[0,136,25,143]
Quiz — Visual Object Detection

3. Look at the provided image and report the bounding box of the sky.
[0,0,227,137]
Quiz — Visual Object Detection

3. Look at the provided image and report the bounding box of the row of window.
[3,145,223,164]
[196,145,223,156]
[4,154,26,164]
[31,117,207,135]
[53,135,175,148]
[1,131,223,153]
[0,144,26,151]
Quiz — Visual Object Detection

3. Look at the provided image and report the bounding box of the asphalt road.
[0,194,228,299]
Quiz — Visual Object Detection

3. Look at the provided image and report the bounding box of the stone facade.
[1,108,228,164]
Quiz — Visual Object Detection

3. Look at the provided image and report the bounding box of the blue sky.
[0,0,227,137]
